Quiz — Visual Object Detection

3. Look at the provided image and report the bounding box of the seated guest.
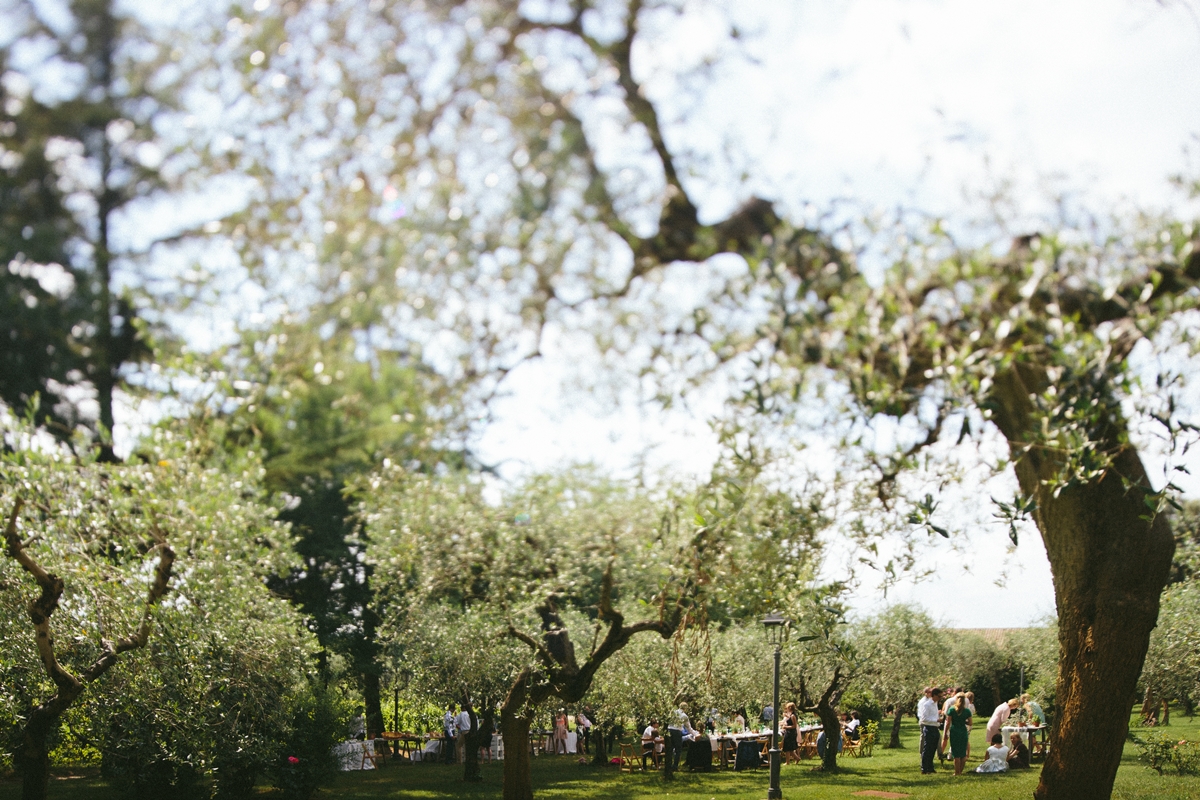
[641,720,662,769]
[975,733,1010,773]
[1007,732,1031,769]
[843,711,862,741]
[732,709,747,732]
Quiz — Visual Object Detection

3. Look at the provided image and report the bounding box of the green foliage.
[1143,580,1200,712]
[839,687,883,724]
[0,413,328,797]
[200,311,472,732]
[265,686,343,800]
[853,605,944,716]
[0,0,198,449]
[1169,501,1200,586]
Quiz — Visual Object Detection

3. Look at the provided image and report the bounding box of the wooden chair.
[843,736,861,758]
[800,730,819,759]
[717,738,736,770]
[1032,730,1050,762]
[619,742,638,773]
[361,739,387,770]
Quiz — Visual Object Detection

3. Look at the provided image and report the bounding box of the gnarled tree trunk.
[500,673,535,800]
[816,702,842,772]
[5,500,174,800]
[887,708,903,749]
[798,665,847,772]
[992,368,1175,800]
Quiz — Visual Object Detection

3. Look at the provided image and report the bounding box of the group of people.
[917,686,1045,776]
[440,703,479,764]
[548,708,594,755]
[635,701,866,771]
[638,702,702,770]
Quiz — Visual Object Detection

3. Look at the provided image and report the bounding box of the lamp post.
[762,611,790,800]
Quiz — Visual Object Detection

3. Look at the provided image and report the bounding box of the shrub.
[1137,731,1200,775]
[839,688,883,724]
[267,686,342,800]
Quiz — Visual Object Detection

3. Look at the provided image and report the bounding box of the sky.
[473,0,1200,629]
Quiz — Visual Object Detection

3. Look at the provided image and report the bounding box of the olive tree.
[365,467,719,800]
[853,604,945,749]
[0,417,303,800]
[383,603,526,781]
[1141,580,1200,720]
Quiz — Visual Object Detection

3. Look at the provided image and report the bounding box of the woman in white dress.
[975,733,1010,773]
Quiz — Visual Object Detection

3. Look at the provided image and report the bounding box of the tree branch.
[508,624,558,671]
[4,498,81,694]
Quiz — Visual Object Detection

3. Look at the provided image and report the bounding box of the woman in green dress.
[942,692,972,775]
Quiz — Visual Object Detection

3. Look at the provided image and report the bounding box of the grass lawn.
[6,714,1200,800]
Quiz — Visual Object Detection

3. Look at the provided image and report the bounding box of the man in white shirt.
[455,707,474,763]
[667,703,691,770]
[442,704,457,763]
[916,686,943,774]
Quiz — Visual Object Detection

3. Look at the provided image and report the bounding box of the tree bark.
[887,709,903,749]
[501,674,534,800]
[798,666,846,772]
[18,688,82,800]
[590,725,608,766]
[816,698,842,772]
[991,368,1176,800]
[1140,686,1157,725]
[363,668,384,737]
[461,693,494,783]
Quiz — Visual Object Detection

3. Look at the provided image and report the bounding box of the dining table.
[708,729,774,770]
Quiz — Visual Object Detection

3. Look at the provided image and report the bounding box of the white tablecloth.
[333,740,376,771]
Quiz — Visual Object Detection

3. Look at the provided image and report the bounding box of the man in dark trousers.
[442,703,458,764]
[916,686,943,774]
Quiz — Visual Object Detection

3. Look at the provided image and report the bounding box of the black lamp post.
[762,611,790,800]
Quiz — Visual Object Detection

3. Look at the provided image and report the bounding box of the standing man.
[917,686,943,774]
[668,701,691,771]
[456,704,474,763]
[443,703,458,764]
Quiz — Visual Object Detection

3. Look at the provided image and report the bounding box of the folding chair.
[361,739,387,770]
[619,742,638,773]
